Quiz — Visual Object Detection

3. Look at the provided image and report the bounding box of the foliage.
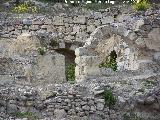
[37,47,46,55]
[123,112,143,120]
[133,0,150,11]
[12,3,38,13]
[102,88,116,107]
[66,63,75,82]
[49,39,59,48]
[84,3,111,10]
[14,112,38,120]
[99,50,117,71]
[142,79,157,88]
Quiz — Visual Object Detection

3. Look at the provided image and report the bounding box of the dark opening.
[109,50,117,71]
[99,50,118,71]
[110,50,117,62]
[55,48,76,83]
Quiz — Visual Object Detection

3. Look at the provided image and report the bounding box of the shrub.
[99,51,117,71]
[14,112,38,120]
[49,39,59,48]
[133,0,150,11]
[142,79,157,88]
[66,63,75,82]
[102,88,116,107]
[12,3,38,13]
[37,47,45,55]
[123,112,143,120]
[84,3,111,10]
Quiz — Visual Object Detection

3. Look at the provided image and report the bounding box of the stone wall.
[75,6,160,81]
[0,33,66,85]
[0,4,134,45]
[0,3,160,120]
[0,84,121,120]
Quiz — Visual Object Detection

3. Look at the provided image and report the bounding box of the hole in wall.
[99,50,118,71]
[110,50,117,62]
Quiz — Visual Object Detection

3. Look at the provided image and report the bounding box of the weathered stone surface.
[29,25,39,30]
[101,16,114,24]
[87,25,96,33]
[54,109,67,119]
[23,19,32,25]
[135,37,145,47]
[44,18,52,25]
[53,16,64,25]
[34,53,66,84]
[145,28,160,51]
[94,12,102,19]
[97,102,104,111]
[8,33,41,56]
[74,16,86,24]
[145,96,155,104]
[0,4,160,120]
[133,19,144,31]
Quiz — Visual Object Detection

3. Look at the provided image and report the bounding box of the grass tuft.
[133,0,150,11]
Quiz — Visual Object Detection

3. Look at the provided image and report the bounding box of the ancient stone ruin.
[0,2,160,120]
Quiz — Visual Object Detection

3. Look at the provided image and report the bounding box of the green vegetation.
[133,0,150,11]
[138,88,145,93]
[66,63,75,82]
[49,38,59,48]
[102,88,116,107]
[142,79,157,88]
[12,3,38,13]
[37,47,46,55]
[84,3,111,10]
[99,50,117,71]
[123,112,143,120]
[14,112,38,120]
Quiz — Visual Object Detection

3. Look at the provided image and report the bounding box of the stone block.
[76,32,89,42]
[145,28,160,51]
[94,12,102,19]
[132,19,144,31]
[101,16,114,24]
[32,20,43,25]
[54,109,67,119]
[75,47,88,57]
[44,18,52,24]
[23,19,32,25]
[53,16,64,26]
[72,25,80,34]
[29,25,39,31]
[87,25,96,33]
[74,16,86,24]
[94,19,101,26]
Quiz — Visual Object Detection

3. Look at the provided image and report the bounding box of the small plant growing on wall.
[99,50,117,71]
[123,112,143,120]
[37,47,45,55]
[133,0,150,11]
[102,88,116,107]
[12,3,38,13]
[14,112,38,120]
[66,63,75,83]
[49,38,59,48]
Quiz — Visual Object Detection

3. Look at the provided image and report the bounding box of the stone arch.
[75,24,142,82]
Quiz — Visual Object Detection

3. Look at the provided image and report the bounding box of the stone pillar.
[75,48,100,82]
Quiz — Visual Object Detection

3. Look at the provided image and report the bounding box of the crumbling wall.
[75,7,160,82]
[0,4,135,44]
[0,84,121,120]
[0,33,66,85]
